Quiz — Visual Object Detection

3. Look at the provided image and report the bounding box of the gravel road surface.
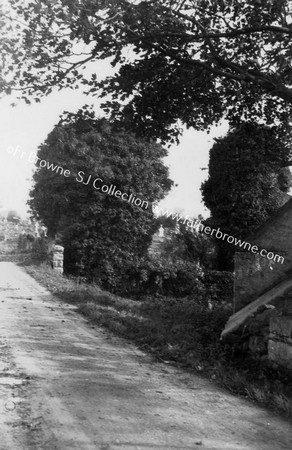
[0,262,291,450]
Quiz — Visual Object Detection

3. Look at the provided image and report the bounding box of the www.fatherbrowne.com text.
[7,146,284,265]
[153,205,285,265]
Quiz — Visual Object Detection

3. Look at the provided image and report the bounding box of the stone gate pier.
[49,244,64,275]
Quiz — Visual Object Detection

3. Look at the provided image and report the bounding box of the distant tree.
[28,110,173,288]
[201,122,292,269]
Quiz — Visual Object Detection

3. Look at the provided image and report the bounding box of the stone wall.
[268,312,292,369]
[232,199,292,368]
[234,252,286,312]
[233,252,292,367]
[234,199,292,312]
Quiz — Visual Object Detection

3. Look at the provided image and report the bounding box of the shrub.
[31,236,48,262]
[115,257,234,305]
[117,255,204,299]
[203,270,234,306]
[18,233,35,252]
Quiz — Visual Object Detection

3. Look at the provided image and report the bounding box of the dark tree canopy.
[2,0,292,142]
[201,122,292,240]
[28,112,173,284]
[201,122,292,270]
[161,220,217,269]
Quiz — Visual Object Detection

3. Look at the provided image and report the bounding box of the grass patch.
[24,262,292,417]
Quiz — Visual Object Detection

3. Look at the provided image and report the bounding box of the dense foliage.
[202,270,234,305]
[28,112,172,286]
[201,122,292,268]
[2,0,292,142]
[118,255,204,299]
[159,221,217,269]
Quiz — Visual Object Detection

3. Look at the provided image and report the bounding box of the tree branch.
[162,5,292,37]
[137,36,292,101]
[132,27,292,43]
[203,25,292,39]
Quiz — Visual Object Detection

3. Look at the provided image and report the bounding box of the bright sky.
[0,59,229,219]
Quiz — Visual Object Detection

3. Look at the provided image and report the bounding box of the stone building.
[221,197,292,369]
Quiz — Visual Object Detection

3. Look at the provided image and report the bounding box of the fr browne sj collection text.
[6,146,149,209]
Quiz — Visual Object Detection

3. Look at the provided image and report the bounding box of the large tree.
[28,111,172,287]
[2,0,292,142]
[201,122,292,269]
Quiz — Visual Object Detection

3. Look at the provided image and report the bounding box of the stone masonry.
[50,245,64,275]
[230,198,292,369]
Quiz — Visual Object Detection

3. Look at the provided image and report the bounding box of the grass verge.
[23,262,292,417]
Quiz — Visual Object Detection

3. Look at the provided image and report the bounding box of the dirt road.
[0,262,291,450]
